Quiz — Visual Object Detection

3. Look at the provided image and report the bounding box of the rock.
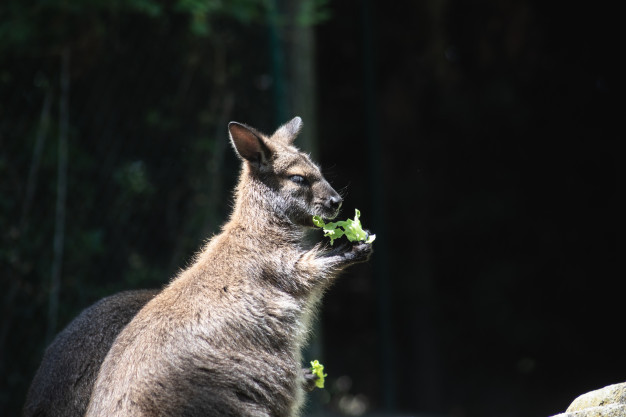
[552,382,626,417]
[567,383,626,412]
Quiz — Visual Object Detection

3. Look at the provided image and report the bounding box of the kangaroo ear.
[229,122,272,168]
[272,116,303,145]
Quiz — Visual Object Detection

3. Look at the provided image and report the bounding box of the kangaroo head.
[229,116,342,227]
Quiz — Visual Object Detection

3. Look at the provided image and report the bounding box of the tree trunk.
[21,87,53,230]
[47,48,70,344]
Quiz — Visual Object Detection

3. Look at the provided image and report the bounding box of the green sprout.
[312,209,376,245]
[310,360,327,389]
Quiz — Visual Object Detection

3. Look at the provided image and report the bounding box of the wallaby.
[23,289,159,417]
[85,116,373,417]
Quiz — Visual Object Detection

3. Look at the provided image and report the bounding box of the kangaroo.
[23,289,159,417]
[85,116,373,417]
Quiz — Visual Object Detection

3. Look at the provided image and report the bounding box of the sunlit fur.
[85,117,372,417]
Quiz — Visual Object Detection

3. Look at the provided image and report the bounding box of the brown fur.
[23,289,159,417]
[86,117,372,417]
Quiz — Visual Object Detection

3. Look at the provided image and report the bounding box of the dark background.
[0,1,618,416]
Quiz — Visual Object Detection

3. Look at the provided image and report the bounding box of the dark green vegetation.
[0,1,617,416]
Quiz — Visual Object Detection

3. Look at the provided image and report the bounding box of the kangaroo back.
[23,289,158,417]
[86,117,372,417]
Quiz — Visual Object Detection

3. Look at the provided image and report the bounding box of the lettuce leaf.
[313,209,376,245]
[310,359,327,389]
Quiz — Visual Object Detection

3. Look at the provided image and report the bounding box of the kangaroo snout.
[322,191,343,220]
[326,194,343,211]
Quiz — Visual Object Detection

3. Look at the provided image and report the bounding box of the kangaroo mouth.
[305,209,339,229]
[307,202,341,227]
[320,209,341,222]
[325,212,340,221]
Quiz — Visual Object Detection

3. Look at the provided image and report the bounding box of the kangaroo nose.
[329,195,343,211]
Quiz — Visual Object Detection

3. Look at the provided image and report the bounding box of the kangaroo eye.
[289,175,308,185]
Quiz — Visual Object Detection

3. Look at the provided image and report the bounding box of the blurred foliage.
[0,0,330,48]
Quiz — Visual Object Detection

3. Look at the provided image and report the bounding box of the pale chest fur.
[88,242,321,416]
